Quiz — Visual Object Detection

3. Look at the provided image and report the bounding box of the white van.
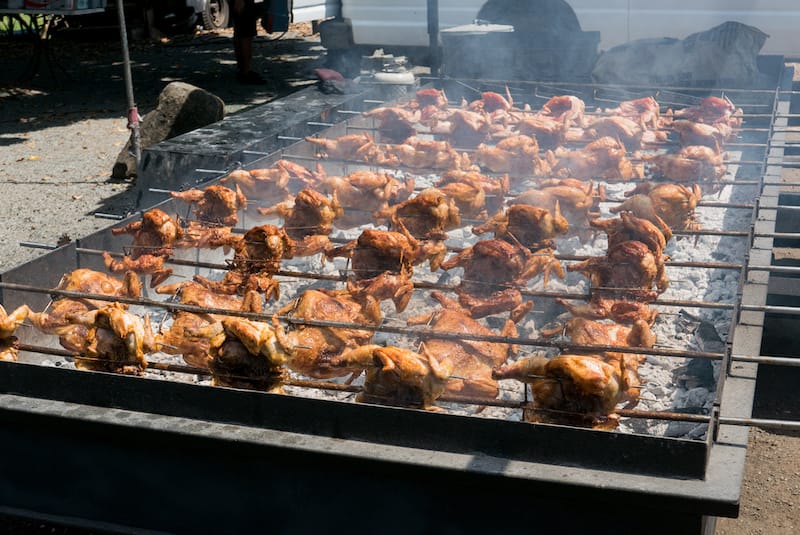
[327,0,800,56]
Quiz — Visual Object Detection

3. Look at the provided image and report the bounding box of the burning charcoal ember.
[257,188,343,257]
[330,344,453,410]
[553,136,644,180]
[440,239,562,321]
[363,106,422,143]
[611,182,703,233]
[407,291,519,399]
[640,145,727,183]
[493,353,630,430]
[170,184,247,226]
[155,282,263,369]
[510,178,602,234]
[472,203,569,250]
[277,288,382,379]
[303,168,415,229]
[219,166,292,204]
[375,187,461,240]
[472,134,555,176]
[64,302,158,375]
[434,170,509,217]
[187,316,293,392]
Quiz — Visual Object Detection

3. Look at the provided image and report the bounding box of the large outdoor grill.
[1,54,798,533]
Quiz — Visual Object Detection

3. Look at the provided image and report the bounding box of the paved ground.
[1,22,798,534]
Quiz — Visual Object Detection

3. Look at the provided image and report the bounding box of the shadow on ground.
[0,28,329,136]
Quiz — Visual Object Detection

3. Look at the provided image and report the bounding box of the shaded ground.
[0,24,799,535]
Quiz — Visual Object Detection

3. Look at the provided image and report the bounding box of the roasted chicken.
[257,188,342,256]
[304,168,414,229]
[187,316,294,392]
[0,304,29,362]
[435,170,509,217]
[553,136,644,180]
[26,269,142,354]
[111,208,183,258]
[219,166,291,204]
[330,344,453,410]
[380,137,472,170]
[277,288,381,379]
[567,240,669,295]
[642,145,726,183]
[155,281,263,368]
[194,225,294,300]
[590,211,671,255]
[65,302,157,374]
[472,134,554,176]
[407,291,518,399]
[510,179,601,237]
[363,106,421,143]
[472,202,569,250]
[170,184,247,226]
[672,96,743,130]
[375,187,461,240]
[612,182,702,232]
[440,239,562,320]
[305,133,380,161]
[493,353,630,429]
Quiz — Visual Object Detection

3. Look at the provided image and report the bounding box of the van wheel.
[202,0,230,30]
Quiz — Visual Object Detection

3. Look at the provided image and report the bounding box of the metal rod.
[3,282,723,360]
[732,355,800,367]
[15,344,724,425]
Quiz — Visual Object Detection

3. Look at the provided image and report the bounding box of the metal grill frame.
[0,56,794,534]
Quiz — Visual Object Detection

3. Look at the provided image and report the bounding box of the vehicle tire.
[201,0,230,30]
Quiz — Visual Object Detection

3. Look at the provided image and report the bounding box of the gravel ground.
[1,25,798,534]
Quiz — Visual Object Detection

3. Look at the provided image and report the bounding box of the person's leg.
[233,0,264,84]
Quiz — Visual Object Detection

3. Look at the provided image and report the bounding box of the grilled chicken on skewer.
[170,184,247,226]
[0,304,30,362]
[493,353,631,430]
[330,344,453,410]
[472,202,569,250]
[407,292,519,399]
[612,183,702,233]
[277,288,381,379]
[257,188,343,256]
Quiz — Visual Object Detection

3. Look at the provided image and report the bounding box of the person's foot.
[236,71,267,85]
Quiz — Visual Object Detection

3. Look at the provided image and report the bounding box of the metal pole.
[116,0,141,165]
[427,0,440,77]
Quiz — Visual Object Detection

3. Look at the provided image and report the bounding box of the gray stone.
[592,21,769,87]
[112,82,225,180]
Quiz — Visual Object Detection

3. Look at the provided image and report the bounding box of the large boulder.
[592,21,769,87]
[112,82,225,180]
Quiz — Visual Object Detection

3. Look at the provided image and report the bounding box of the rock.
[592,21,769,86]
[112,82,225,180]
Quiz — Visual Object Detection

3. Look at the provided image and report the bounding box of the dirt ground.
[0,21,798,535]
